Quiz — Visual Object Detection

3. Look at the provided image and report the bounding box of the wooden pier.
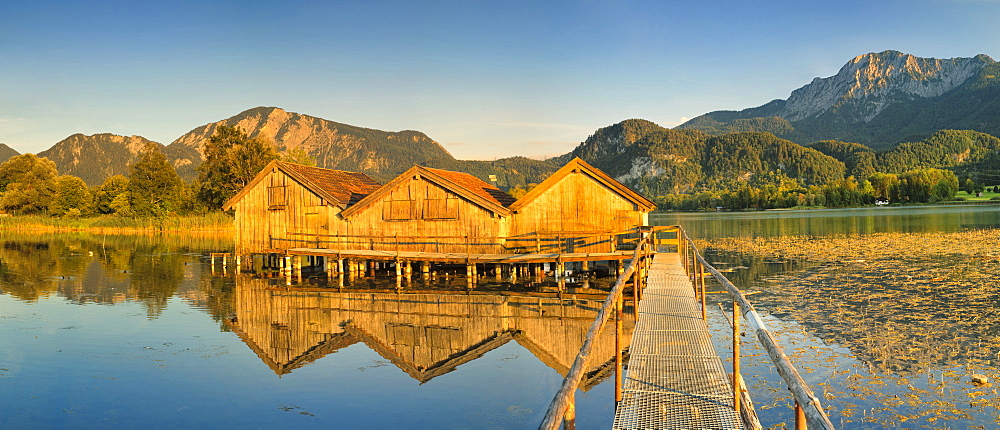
[612,252,743,429]
[540,228,832,430]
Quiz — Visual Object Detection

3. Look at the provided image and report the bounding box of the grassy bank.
[0,212,234,233]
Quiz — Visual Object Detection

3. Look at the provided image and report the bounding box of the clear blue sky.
[2,0,998,159]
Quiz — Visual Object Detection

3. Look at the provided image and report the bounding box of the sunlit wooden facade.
[508,157,656,252]
[339,165,516,253]
[222,160,382,255]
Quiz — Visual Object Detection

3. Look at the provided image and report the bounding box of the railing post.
[700,259,707,321]
[632,269,639,315]
[733,300,742,418]
[615,293,624,403]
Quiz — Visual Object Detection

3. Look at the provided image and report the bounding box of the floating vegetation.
[702,228,1000,428]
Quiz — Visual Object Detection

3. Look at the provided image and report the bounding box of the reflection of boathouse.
[225,275,634,385]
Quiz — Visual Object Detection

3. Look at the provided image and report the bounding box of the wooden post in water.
[733,300,742,417]
[615,292,624,402]
[795,401,807,430]
[295,256,302,281]
[563,392,576,430]
[283,255,291,285]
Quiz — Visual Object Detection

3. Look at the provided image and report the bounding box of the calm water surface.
[654,204,1000,239]
[656,205,1000,428]
[4,205,998,429]
[0,233,627,429]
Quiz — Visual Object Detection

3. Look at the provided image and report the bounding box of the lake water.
[0,232,629,429]
[657,205,1000,429]
[3,205,998,429]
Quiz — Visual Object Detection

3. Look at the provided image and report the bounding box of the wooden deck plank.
[613,253,743,430]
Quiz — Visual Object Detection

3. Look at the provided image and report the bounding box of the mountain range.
[677,50,1000,150]
[2,50,999,194]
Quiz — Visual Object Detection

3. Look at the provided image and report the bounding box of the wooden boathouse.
[508,157,655,253]
[222,160,382,256]
[337,164,517,253]
[223,157,658,278]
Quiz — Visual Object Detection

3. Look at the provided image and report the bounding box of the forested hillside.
[575,118,1000,211]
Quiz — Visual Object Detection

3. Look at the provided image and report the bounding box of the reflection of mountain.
[227,275,633,386]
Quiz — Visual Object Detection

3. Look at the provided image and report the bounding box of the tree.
[128,143,185,217]
[0,153,58,214]
[197,125,279,209]
[897,168,958,203]
[963,178,976,194]
[281,147,316,166]
[51,175,93,217]
[93,175,130,215]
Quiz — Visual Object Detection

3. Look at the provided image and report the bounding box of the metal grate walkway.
[613,253,743,429]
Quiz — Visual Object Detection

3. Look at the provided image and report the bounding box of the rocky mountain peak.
[39,133,163,185]
[165,106,455,181]
[778,50,992,121]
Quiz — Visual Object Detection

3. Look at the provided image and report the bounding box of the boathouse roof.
[222,160,382,210]
[508,157,656,212]
[341,165,516,218]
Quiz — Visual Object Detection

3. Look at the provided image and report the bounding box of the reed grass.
[0,212,234,233]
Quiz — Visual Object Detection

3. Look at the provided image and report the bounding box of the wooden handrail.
[537,232,653,430]
[275,226,679,255]
[680,229,835,430]
[281,228,659,242]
